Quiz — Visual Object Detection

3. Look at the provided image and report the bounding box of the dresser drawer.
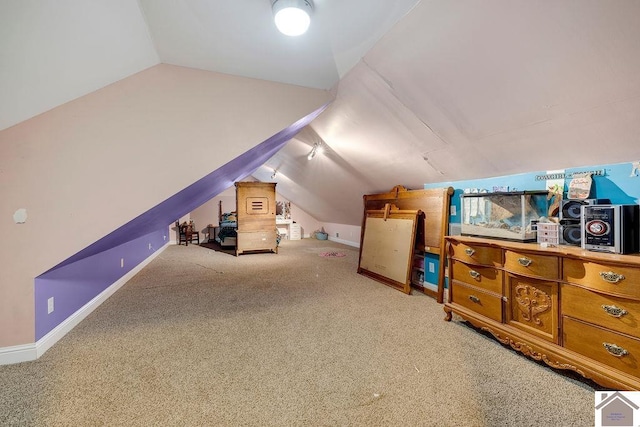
[451,281,502,322]
[504,250,559,280]
[237,231,277,252]
[563,316,640,378]
[451,260,502,294]
[563,258,640,299]
[450,241,502,267]
[562,284,640,338]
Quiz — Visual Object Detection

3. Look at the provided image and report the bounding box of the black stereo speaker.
[560,199,609,222]
[560,224,582,246]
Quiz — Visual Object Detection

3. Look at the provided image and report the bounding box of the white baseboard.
[0,343,38,365]
[0,243,168,366]
[327,236,360,248]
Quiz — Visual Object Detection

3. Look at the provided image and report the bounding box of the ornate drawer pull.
[603,342,629,357]
[468,295,480,304]
[464,248,475,256]
[517,257,532,267]
[600,271,625,284]
[601,304,628,318]
[469,270,481,280]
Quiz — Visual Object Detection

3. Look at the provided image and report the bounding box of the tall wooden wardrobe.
[235,182,278,256]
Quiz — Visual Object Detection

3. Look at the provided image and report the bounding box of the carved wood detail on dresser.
[444,235,640,390]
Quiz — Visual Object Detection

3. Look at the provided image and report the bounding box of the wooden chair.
[178,223,200,246]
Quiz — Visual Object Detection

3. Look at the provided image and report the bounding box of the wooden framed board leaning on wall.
[360,185,454,301]
[358,206,421,294]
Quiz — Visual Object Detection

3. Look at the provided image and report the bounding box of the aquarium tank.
[460,190,549,242]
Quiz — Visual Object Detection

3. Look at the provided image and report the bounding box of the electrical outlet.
[163,235,166,241]
[428,262,435,273]
[450,206,457,216]
[148,243,152,250]
[47,297,54,314]
[120,258,124,268]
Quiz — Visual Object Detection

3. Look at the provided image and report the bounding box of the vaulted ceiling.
[3,1,640,226]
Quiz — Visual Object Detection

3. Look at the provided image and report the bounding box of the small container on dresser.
[537,222,560,246]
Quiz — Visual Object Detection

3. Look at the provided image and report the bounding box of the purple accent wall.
[34,229,166,340]
[34,104,328,340]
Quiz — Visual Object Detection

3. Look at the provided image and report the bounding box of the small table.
[207,225,217,243]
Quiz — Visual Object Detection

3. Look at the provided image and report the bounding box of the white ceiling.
[138,0,419,89]
[3,0,640,226]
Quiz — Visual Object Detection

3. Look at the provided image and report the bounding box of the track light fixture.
[307,141,323,160]
[272,0,313,36]
[307,146,316,160]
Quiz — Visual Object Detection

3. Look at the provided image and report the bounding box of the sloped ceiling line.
[358,60,449,177]
[361,58,452,149]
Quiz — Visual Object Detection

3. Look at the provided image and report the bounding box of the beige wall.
[0,64,332,347]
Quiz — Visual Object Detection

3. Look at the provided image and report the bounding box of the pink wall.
[286,199,322,238]
[320,223,362,247]
[189,185,237,240]
[0,64,332,348]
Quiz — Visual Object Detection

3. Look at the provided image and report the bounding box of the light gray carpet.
[0,239,596,426]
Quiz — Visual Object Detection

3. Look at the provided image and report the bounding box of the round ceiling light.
[272,0,313,37]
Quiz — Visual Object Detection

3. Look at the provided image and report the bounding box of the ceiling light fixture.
[272,0,313,37]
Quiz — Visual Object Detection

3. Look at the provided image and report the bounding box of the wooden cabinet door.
[505,273,559,344]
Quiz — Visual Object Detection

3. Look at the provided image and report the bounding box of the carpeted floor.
[0,238,597,426]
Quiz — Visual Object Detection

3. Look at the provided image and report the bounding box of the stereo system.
[581,204,639,254]
[558,199,609,246]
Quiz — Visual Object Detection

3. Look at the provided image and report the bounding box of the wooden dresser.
[235,182,277,256]
[444,235,640,390]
